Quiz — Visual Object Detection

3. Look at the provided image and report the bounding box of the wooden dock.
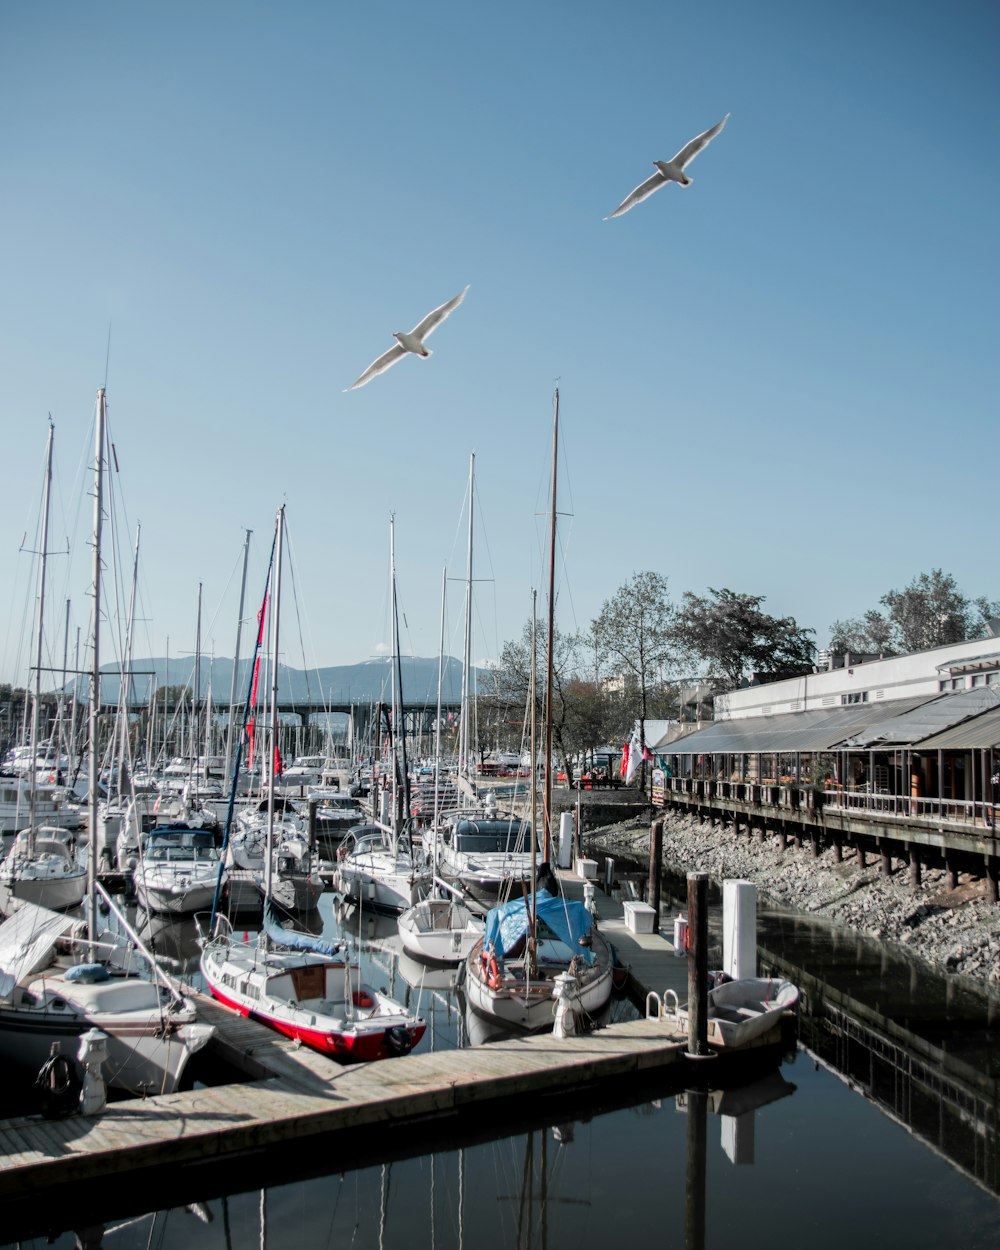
[0,863,781,1213]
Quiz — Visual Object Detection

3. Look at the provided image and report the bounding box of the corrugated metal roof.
[651,696,934,756]
[911,705,1000,750]
[842,687,1000,748]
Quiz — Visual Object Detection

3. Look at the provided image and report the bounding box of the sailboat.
[397,876,484,964]
[335,516,428,913]
[0,391,214,1098]
[200,506,426,1062]
[463,391,613,1032]
[0,422,88,913]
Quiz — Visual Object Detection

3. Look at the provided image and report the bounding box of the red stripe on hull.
[206,986,425,1062]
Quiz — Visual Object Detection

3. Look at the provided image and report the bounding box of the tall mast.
[460,452,475,779]
[87,389,107,943]
[543,388,558,862]
[191,581,202,775]
[530,587,538,908]
[28,420,55,840]
[263,505,285,941]
[114,524,141,803]
[433,565,446,833]
[225,528,252,780]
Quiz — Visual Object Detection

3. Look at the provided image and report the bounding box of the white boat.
[661,976,800,1049]
[431,814,537,895]
[0,898,213,1097]
[0,826,88,913]
[200,913,425,1063]
[463,888,613,1032]
[397,877,483,964]
[199,507,424,1064]
[227,797,323,911]
[335,822,427,913]
[308,788,364,858]
[133,824,226,916]
[0,391,215,1103]
[0,778,82,837]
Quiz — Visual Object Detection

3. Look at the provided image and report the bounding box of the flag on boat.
[620,741,629,780]
[625,726,650,784]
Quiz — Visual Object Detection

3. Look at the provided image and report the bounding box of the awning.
[651,696,934,757]
[911,704,1000,750]
[842,687,1000,748]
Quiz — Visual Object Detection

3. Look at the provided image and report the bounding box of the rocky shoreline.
[585,809,1000,997]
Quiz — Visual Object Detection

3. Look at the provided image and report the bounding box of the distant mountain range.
[71,655,487,706]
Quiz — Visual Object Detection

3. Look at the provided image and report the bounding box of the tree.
[486,618,584,786]
[591,571,675,782]
[828,570,1000,656]
[671,588,815,688]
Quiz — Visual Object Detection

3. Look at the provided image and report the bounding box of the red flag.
[274,745,283,776]
[256,593,269,646]
[247,718,256,770]
[620,741,629,780]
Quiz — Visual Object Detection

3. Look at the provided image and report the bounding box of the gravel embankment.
[585,810,1000,993]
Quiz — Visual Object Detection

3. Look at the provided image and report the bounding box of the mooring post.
[308,799,317,848]
[687,871,710,1058]
[649,818,663,930]
[684,1083,708,1250]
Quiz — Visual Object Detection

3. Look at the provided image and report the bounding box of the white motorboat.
[335,822,428,913]
[431,814,537,896]
[397,878,483,964]
[463,888,613,1032]
[660,976,800,1049]
[133,825,225,916]
[0,827,87,913]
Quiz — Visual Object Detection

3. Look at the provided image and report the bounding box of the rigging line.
[103,322,112,392]
[281,521,315,710]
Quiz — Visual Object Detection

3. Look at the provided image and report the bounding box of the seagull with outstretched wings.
[605,114,730,220]
[345,286,470,391]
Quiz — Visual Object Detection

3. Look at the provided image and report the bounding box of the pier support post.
[811,832,821,859]
[687,872,710,1058]
[986,857,999,904]
[755,820,766,844]
[649,819,663,931]
[880,845,893,877]
[857,843,867,869]
[908,846,921,890]
[777,827,787,852]
[945,856,959,891]
[832,836,843,864]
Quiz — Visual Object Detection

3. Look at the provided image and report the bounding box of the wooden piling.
[686,872,709,1058]
[649,819,663,928]
[908,846,921,890]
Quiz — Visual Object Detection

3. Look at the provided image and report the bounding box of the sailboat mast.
[263,505,285,940]
[192,581,202,778]
[530,588,538,922]
[225,528,252,781]
[433,565,446,832]
[461,452,475,779]
[28,420,55,839]
[87,389,107,944]
[543,387,558,862]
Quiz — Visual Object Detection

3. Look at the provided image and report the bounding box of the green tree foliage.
[591,571,675,782]
[829,570,1000,656]
[485,618,584,785]
[671,588,815,688]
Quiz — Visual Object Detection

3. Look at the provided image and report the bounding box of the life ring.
[485,952,502,990]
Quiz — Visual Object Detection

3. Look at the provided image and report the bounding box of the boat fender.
[35,1048,82,1119]
[385,1025,413,1057]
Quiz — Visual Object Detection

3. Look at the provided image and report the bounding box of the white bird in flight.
[344,285,470,391]
[604,114,730,220]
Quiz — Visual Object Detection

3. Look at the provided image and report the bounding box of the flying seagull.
[604,114,730,220]
[344,285,470,391]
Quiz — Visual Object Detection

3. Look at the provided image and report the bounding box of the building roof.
[842,687,1000,749]
[651,696,933,756]
[908,704,1000,750]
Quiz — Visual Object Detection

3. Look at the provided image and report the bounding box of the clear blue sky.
[2,1,997,688]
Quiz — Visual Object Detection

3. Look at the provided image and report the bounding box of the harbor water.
[2,881,1000,1249]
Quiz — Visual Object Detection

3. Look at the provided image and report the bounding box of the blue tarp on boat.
[264,900,341,957]
[483,890,595,966]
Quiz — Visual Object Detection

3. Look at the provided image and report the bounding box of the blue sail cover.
[483,890,595,966]
[264,900,341,957]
